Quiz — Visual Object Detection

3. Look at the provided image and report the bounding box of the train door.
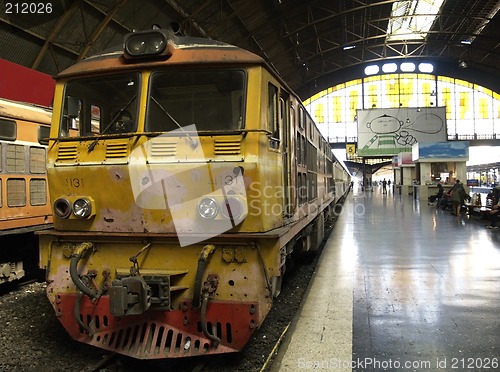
[280,91,293,217]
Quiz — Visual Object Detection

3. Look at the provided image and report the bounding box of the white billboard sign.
[357,107,446,156]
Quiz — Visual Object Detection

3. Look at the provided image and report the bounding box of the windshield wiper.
[151,96,198,148]
[88,95,137,153]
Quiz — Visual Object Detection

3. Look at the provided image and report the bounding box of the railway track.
[0,224,334,371]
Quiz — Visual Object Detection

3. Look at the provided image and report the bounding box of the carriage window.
[38,125,50,145]
[146,69,246,132]
[0,119,16,140]
[61,73,140,137]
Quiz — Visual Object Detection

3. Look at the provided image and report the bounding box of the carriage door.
[280,92,292,217]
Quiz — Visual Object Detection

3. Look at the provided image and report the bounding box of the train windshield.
[59,73,140,137]
[146,69,246,133]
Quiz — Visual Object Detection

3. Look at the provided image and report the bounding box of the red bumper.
[53,293,259,359]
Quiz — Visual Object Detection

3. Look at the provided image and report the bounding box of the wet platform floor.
[271,185,500,371]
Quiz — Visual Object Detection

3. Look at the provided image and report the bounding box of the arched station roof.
[0,0,499,100]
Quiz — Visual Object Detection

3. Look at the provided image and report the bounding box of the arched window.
[304,72,500,143]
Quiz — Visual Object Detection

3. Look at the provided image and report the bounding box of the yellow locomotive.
[38,29,350,359]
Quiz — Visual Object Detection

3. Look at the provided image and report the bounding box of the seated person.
[109,110,134,133]
[429,183,444,204]
[437,189,451,210]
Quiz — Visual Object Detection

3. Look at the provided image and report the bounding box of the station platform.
[270,185,500,371]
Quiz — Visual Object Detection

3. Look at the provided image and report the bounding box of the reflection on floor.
[271,184,500,372]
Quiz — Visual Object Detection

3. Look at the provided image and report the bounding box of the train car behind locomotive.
[38,29,351,359]
[0,98,52,285]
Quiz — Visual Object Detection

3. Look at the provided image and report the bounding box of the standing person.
[449,179,468,216]
[486,200,499,229]
[437,182,444,199]
[382,178,387,194]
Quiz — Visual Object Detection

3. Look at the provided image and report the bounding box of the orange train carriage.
[38,29,351,359]
[0,98,53,284]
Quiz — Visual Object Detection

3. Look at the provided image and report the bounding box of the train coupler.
[109,275,151,316]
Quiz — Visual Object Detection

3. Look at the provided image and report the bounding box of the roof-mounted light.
[123,29,171,59]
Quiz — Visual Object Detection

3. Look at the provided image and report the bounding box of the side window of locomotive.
[267,83,279,147]
[146,70,246,132]
[60,96,81,137]
[298,107,304,130]
[280,93,289,148]
[89,105,101,135]
[308,120,314,140]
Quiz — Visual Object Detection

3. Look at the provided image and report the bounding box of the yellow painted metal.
[46,66,290,235]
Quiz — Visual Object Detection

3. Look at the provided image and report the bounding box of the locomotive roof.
[56,33,267,79]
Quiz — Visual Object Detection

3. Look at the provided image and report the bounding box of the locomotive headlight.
[198,197,218,219]
[54,198,72,219]
[221,196,245,220]
[123,30,169,59]
[149,34,166,53]
[73,198,92,219]
[127,39,146,54]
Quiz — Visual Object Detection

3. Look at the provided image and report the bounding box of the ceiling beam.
[0,13,80,64]
[31,0,80,69]
[77,0,127,60]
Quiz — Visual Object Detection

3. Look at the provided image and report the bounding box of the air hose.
[75,291,93,336]
[201,291,220,345]
[69,242,99,300]
[192,244,216,308]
